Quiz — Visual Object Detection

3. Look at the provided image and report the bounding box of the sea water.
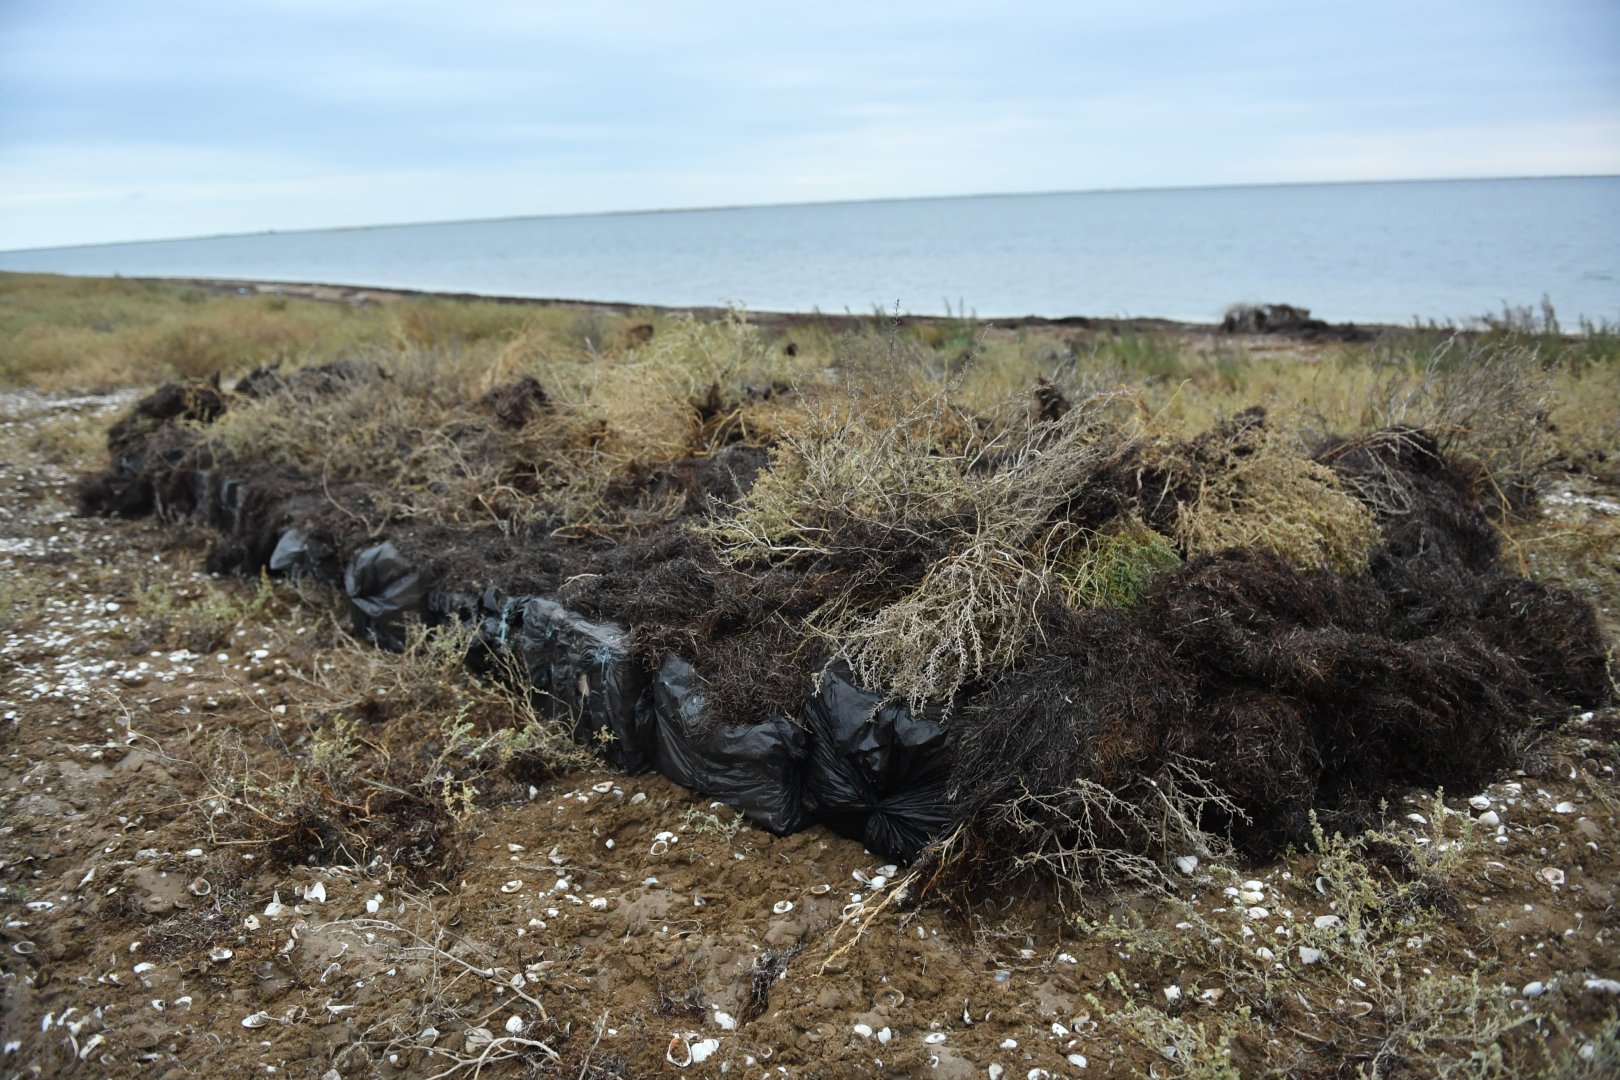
[3,177,1616,325]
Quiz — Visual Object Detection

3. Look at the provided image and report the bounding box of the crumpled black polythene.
[800,662,954,864]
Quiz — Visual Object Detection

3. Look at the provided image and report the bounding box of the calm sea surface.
[3,178,1617,325]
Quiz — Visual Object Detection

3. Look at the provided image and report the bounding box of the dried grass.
[1158,415,1380,574]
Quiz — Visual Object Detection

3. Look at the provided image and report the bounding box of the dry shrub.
[839,541,1050,712]
[590,311,776,467]
[1370,333,1555,511]
[712,385,1142,708]
[1159,411,1380,573]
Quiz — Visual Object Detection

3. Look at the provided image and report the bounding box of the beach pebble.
[1477,810,1500,827]
[1523,981,1547,998]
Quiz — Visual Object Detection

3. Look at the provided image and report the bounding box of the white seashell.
[853,1023,874,1038]
[188,877,212,897]
[990,1066,1005,1080]
[133,962,155,974]
[1255,947,1275,961]
[773,901,794,915]
[241,1012,272,1029]
[877,1027,892,1044]
[1067,1054,1089,1069]
[304,881,326,904]
[690,1038,719,1064]
[1468,795,1492,811]
[504,1015,525,1034]
[1245,906,1269,919]
[1477,810,1500,827]
[1051,1021,1070,1036]
[243,915,261,931]
[1163,985,1182,1003]
[1344,1001,1374,1018]
[25,901,54,912]
[1173,855,1199,875]
[1298,946,1323,965]
[592,781,614,793]
[1584,978,1620,995]
[1537,867,1565,887]
[1553,801,1576,814]
[713,1010,738,1031]
[465,1027,494,1052]
[1315,876,1329,896]
[810,884,831,895]
[500,880,523,893]
[1057,952,1078,964]
[1000,1038,1018,1049]
[650,840,670,856]
[868,875,888,890]
[1199,988,1224,1004]
[923,1032,947,1044]
[263,893,287,918]
[878,864,898,877]
[209,948,233,962]
[12,941,36,956]
[852,870,871,885]
[589,897,609,911]
[366,895,381,914]
[629,792,647,805]
[1238,890,1265,905]
[1523,981,1547,998]
[1314,915,1343,930]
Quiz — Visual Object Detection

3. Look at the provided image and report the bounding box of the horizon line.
[3,172,1615,256]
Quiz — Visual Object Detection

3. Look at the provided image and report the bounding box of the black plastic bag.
[457,588,528,675]
[800,663,955,863]
[646,656,810,835]
[344,542,426,652]
[268,527,341,584]
[519,598,652,773]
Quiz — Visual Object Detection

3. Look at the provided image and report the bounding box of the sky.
[1,0,1617,250]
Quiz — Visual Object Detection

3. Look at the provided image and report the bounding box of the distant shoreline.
[127,273,1402,339]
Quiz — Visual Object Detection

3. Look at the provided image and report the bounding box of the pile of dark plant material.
[80,370,1611,879]
[1220,302,1372,342]
[947,426,1608,874]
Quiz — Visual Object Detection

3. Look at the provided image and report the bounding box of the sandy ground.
[2,391,1618,1079]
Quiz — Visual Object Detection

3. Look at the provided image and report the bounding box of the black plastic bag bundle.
[645,656,811,835]
[344,542,426,652]
[800,663,954,863]
[519,598,653,773]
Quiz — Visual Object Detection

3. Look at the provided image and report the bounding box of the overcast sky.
[2,0,1617,250]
